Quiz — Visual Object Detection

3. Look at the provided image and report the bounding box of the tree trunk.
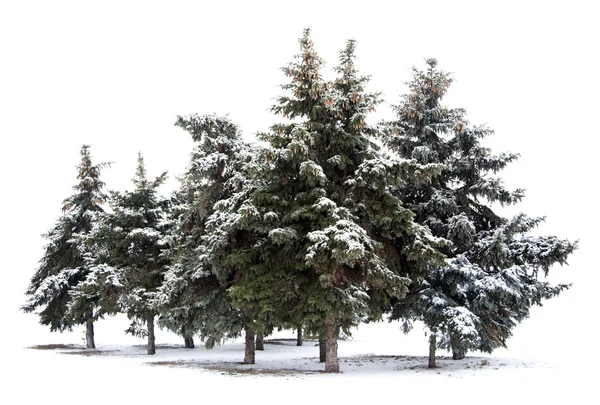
[243,326,255,364]
[184,335,195,349]
[319,338,326,363]
[296,326,303,346]
[147,314,156,355]
[452,343,465,360]
[428,332,437,369]
[85,319,95,349]
[256,332,264,351]
[324,311,339,373]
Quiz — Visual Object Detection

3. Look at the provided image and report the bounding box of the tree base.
[256,332,264,351]
[428,333,436,369]
[86,320,95,349]
[184,336,195,349]
[243,327,255,364]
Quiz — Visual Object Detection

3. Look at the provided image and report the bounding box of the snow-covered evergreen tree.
[89,153,170,355]
[203,31,445,372]
[155,114,252,351]
[383,59,577,365]
[23,145,109,348]
[153,187,200,348]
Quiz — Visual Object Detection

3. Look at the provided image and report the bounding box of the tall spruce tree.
[156,114,252,351]
[90,153,170,355]
[203,30,445,372]
[195,121,273,364]
[23,145,109,348]
[383,59,576,366]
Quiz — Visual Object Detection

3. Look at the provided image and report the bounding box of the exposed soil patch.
[132,344,184,350]
[29,344,85,350]
[29,344,121,356]
[147,360,324,376]
[61,350,121,357]
[264,338,320,346]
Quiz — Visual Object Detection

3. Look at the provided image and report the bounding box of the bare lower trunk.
[324,311,339,373]
[256,332,264,351]
[296,326,303,346]
[428,332,437,369]
[319,338,326,363]
[451,343,465,360]
[147,314,156,355]
[86,320,95,349]
[184,335,195,349]
[243,326,255,364]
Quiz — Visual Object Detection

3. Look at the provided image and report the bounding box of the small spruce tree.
[93,153,170,355]
[23,145,109,348]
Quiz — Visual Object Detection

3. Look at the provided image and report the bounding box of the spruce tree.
[23,145,109,348]
[203,30,445,372]
[156,114,251,351]
[383,59,577,365]
[196,125,270,364]
[92,153,170,355]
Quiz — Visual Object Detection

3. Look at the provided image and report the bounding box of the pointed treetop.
[338,39,357,66]
[64,144,110,213]
[332,39,381,134]
[74,144,107,184]
[298,28,314,53]
[335,39,360,81]
[78,144,93,174]
[417,58,453,105]
[272,28,327,120]
[133,152,148,189]
[132,152,167,191]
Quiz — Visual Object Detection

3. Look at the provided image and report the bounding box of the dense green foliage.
[23,145,109,332]
[156,114,252,348]
[383,59,576,358]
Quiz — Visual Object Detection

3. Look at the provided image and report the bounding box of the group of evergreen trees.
[23,30,576,372]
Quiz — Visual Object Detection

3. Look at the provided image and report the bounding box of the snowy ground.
[5,313,595,405]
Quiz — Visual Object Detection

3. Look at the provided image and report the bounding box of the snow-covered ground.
[5,309,595,405]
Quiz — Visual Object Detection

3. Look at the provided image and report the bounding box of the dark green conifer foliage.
[383,59,577,363]
[95,153,169,355]
[156,114,251,350]
[23,145,109,348]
